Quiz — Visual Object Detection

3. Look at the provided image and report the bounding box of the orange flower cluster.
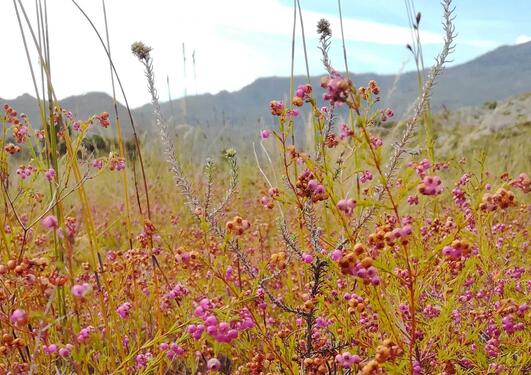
[226,216,251,235]
[360,339,401,374]
[269,251,287,269]
[480,188,517,211]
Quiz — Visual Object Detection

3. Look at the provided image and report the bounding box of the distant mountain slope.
[2,41,530,135]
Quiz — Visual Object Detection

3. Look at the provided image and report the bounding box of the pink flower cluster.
[116,302,132,319]
[10,309,28,326]
[387,224,413,245]
[43,343,73,358]
[330,248,343,261]
[335,351,361,368]
[407,195,419,205]
[207,358,221,371]
[360,170,373,183]
[135,352,153,369]
[42,344,58,354]
[92,159,104,169]
[77,325,95,343]
[159,342,185,360]
[16,165,33,179]
[95,112,110,128]
[188,299,254,344]
[45,168,56,181]
[13,124,29,143]
[293,84,312,106]
[109,157,126,171]
[269,100,285,116]
[161,283,189,310]
[320,71,351,105]
[71,282,91,298]
[337,198,356,216]
[380,107,394,122]
[339,123,354,140]
[260,195,273,209]
[510,172,530,193]
[307,178,326,196]
[301,253,314,263]
[412,158,431,177]
[501,314,524,334]
[342,259,380,286]
[260,129,270,139]
[42,215,59,230]
[418,175,443,196]
[371,136,383,149]
[423,304,441,318]
[441,244,469,259]
[344,292,364,303]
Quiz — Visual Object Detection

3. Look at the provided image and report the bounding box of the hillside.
[2,41,531,136]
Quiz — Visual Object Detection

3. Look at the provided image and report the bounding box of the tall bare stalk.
[71,0,152,220]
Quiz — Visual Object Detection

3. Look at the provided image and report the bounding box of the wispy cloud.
[515,35,531,44]
[0,0,507,106]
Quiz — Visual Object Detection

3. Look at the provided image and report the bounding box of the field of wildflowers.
[0,0,529,374]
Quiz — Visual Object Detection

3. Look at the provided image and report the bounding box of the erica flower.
[335,352,361,368]
[207,358,221,372]
[330,249,343,261]
[42,215,59,230]
[4,143,21,155]
[260,196,273,209]
[407,195,419,205]
[116,302,132,319]
[59,344,74,358]
[260,129,270,139]
[337,198,356,216]
[301,253,314,263]
[77,326,95,343]
[72,283,91,298]
[339,124,354,139]
[92,159,104,169]
[16,165,33,179]
[321,70,351,106]
[293,84,312,106]
[370,136,383,149]
[95,112,110,128]
[13,124,29,143]
[418,175,443,196]
[43,344,58,354]
[269,100,285,116]
[11,309,28,326]
[109,157,126,171]
[287,108,299,117]
[45,168,56,181]
[360,170,373,183]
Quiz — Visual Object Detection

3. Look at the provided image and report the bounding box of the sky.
[1,0,530,107]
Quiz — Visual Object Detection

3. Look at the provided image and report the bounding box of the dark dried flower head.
[317,19,331,40]
[131,41,152,60]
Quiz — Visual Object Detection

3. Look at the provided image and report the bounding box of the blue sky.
[1,0,529,106]
[274,0,531,74]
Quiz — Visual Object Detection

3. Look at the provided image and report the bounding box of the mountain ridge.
[2,41,530,136]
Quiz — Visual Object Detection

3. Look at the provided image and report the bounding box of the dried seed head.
[316,19,331,40]
[131,41,152,60]
[223,147,237,158]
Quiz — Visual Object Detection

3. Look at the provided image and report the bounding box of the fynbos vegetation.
[0,0,529,374]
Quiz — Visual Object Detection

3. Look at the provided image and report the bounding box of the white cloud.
[515,35,531,44]
[0,0,497,107]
